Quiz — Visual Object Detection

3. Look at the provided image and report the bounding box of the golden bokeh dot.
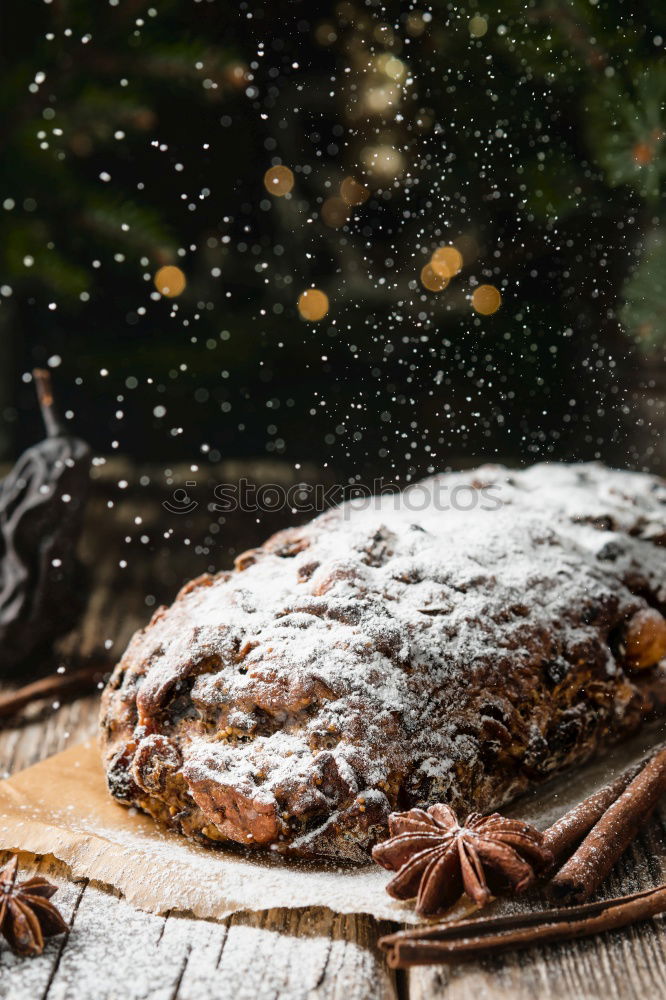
[263,164,295,197]
[361,143,404,179]
[321,196,350,228]
[469,15,488,38]
[298,288,329,321]
[340,176,370,206]
[154,265,186,298]
[420,263,449,292]
[472,284,502,315]
[431,245,463,278]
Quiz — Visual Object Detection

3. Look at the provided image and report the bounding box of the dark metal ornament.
[0,370,90,673]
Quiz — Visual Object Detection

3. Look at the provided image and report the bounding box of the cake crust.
[99,463,666,862]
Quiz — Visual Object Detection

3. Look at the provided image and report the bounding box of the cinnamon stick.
[33,368,64,438]
[0,665,106,719]
[549,748,666,903]
[379,883,666,967]
[542,745,665,865]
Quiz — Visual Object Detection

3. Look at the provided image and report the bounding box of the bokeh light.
[315,22,338,46]
[431,246,463,279]
[405,12,426,36]
[224,63,249,89]
[340,176,369,206]
[263,165,294,197]
[469,16,488,38]
[298,288,329,321]
[472,284,502,315]
[377,53,407,82]
[153,265,186,298]
[321,197,349,228]
[361,144,405,179]
[420,263,449,292]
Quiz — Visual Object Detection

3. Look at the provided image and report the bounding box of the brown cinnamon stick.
[379,883,666,967]
[0,665,106,719]
[549,748,666,903]
[542,745,664,865]
[33,368,64,438]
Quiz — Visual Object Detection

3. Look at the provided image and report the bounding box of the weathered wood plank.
[210,909,396,1000]
[42,900,396,1000]
[0,693,99,776]
[408,916,666,1000]
[0,854,397,1000]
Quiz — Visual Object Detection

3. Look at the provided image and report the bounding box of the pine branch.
[587,67,666,201]
[621,229,666,348]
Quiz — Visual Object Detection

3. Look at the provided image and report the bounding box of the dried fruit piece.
[623,608,666,671]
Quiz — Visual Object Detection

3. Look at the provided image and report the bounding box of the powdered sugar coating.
[100,463,666,861]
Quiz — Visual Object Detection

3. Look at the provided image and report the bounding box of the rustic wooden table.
[2,462,666,999]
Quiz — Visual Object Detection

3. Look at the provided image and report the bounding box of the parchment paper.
[0,726,665,923]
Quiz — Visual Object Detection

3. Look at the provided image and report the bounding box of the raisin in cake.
[99,463,666,862]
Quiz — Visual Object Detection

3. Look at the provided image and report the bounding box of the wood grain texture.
[0,853,397,1000]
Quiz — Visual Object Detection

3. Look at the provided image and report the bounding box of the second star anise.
[372,804,553,917]
[0,855,68,957]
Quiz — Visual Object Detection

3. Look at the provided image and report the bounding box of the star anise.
[372,804,553,917]
[0,855,68,956]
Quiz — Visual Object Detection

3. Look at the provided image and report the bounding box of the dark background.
[2,0,666,483]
